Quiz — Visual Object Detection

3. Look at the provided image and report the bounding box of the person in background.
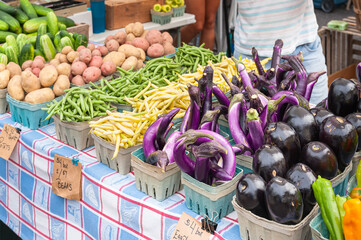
[180,0,220,50]
[233,0,327,105]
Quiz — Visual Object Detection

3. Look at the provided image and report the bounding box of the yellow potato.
[118,44,141,58]
[103,51,125,67]
[0,69,10,89]
[39,65,58,87]
[25,88,55,104]
[7,75,24,101]
[53,75,70,96]
[121,56,138,71]
[21,70,41,93]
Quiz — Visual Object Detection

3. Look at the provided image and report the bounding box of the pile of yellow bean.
[240,57,271,74]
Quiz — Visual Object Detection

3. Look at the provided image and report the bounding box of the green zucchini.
[19,43,34,65]
[32,4,53,16]
[23,16,75,33]
[46,11,58,36]
[14,8,29,24]
[40,34,56,61]
[0,20,9,31]
[0,10,21,34]
[6,35,19,57]
[5,46,18,64]
[0,53,8,65]
[0,1,16,14]
[20,0,38,19]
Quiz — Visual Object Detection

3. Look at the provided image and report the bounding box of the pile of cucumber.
[0,0,88,66]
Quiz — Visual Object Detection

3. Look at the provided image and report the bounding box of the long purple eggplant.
[247,108,264,151]
[271,39,283,70]
[211,105,228,132]
[146,151,169,172]
[304,79,318,101]
[228,94,250,147]
[238,63,254,89]
[194,157,210,183]
[190,100,201,129]
[276,62,293,87]
[210,162,233,181]
[155,108,180,150]
[143,117,163,158]
[192,140,227,158]
[232,144,254,156]
[163,131,182,163]
[251,47,266,76]
[212,85,230,107]
[180,103,192,133]
[259,95,286,129]
[174,142,196,176]
[221,73,242,96]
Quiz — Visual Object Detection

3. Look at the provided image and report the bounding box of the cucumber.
[74,34,88,50]
[0,20,8,31]
[5,46,18,64]
[6,35,19,57]
[14,7,29,24]
[0,1,16,14]
[34,49,44,58]
[46,11,58,36]
[32,4,53,16]
[60,36,74,49]
[23,16,75,33]
[20,0,38,19]
[0,46,4,54]
[0,53,8,65]
[26,36,36,47]
[16,33,28,51]
[58,23,67,31]
[19,43,34,66]
[37,23,47,35]
[40,34,56,61]
[0,10,21,34]
[53,33,61,52]
[46,32,54,41]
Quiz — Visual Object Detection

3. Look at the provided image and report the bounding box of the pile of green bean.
[43,87,116,122]
[174,43,226,72]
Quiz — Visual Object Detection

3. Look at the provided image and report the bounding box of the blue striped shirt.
[234,0,318,57]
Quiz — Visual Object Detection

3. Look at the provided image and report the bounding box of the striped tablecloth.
[0,113,241,240]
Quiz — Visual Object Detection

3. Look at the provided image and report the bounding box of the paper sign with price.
[171,212,211,240]
[0,124,20,161]
[52,154,82,201]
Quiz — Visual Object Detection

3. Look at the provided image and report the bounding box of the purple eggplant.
[265,177,304,224]
[232,144,254,156]
[156,108,180,150]
[180,104,192,133]
[282,105,318,147]
[228,94,250,148]
[210,162,233,181]
[221,73,242,96]
[328,78,359,117]
[264,122,301,168]
[345,112,361,151]
[146,150,169,172]
[189,100,201,130]
[319,116,358,171]
[194,157,210,183]
[251,48,266,76]
[212,85,230,107]
[143,117,163,158]
[300,141,338,180]
[253,145,287,183]
[276,62,293,87]
[271,39,283,70]
[238,63,254,90]
[163,131,182,163]
[247,108,264,151]
[310,107,334,127]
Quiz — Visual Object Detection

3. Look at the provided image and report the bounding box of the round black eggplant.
[236,173,268,218]
[345,113,361,151]
[319,116,358,171]
[282,105,318,147]
[264,122,301,168]
[265,176,303,225]
[310,107,334,126]
[301,141,338,179]
[286,163,317,217]
[253,145,287,182]
[328,78,359,117]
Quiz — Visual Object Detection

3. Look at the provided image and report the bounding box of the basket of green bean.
[43,87,117,150]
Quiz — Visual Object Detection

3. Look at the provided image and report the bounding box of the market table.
[0,113,241,240]
[89,13,196,47]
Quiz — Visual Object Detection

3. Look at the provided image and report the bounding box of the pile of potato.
[0,56,70,104]
[105,22,176,59]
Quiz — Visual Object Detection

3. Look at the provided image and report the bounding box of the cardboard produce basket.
[92,133,141,175]
[232,196,319,240]
[0,89,9,114]
[182,166,243,221]
[131,147,182,201]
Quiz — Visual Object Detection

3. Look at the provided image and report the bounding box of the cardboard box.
[105,0,161,30]
[328,64,356,86]
[67,23,90,40]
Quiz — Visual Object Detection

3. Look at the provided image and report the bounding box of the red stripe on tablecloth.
[0,178,94,239]
[224,216,238,223]
[101,171,117,183]
[99,218,102,240]
[18,192,20,235]
[48,215,51,238]
[160,215,163,240]
[217,222,233,235]
[175,192,185,198]
[0,200,51,239]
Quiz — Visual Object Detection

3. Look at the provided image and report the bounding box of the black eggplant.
[328,78,359,117]
[286,163,317,217]
[253,145,287,182]
[265,176,304,225]
[301,141,338,179]
[357,99,361,113]
[236,173,268,218]
[319,116,358,171]
[282,105,318,147]
[310,107,334,126]
[264,122,301,168]
[345,113,361,151]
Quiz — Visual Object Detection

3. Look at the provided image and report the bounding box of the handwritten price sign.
[171,212,211,240]
[52,154,82,201]
[0,124,20,160]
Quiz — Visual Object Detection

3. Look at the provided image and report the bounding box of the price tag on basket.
[171,212,211,240]
[52,154,82,201]
[0,124,20,161]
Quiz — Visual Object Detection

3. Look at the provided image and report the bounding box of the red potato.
[92,49,101,57]
[79,48,92,64]
[163,41,176,55]
[106,39,120,52]
[114,31,126,45]
[82,67,101,83]
[32,67,41,77]
[69,73,73,81]
[34,55,45,63]
[77,45,86,52]
[97,46,108,56]
[104,35,114,45]
[89,56,103,68]
[87,43,95,51]
[145,29,163,45]
[101,61,116,76]
[125,41,132,45]
[131,38,149,51]
[147,43,165,58]
[162,32,173,44]
[73,57,80,63]
[22,60,33,71]
[71,61,87,75]
[71,75,85,85]
[32,58,45,69]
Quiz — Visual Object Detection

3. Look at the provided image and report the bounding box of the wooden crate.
[67,23,90,40]
[105,0,161,30]
[318,16,361,75]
